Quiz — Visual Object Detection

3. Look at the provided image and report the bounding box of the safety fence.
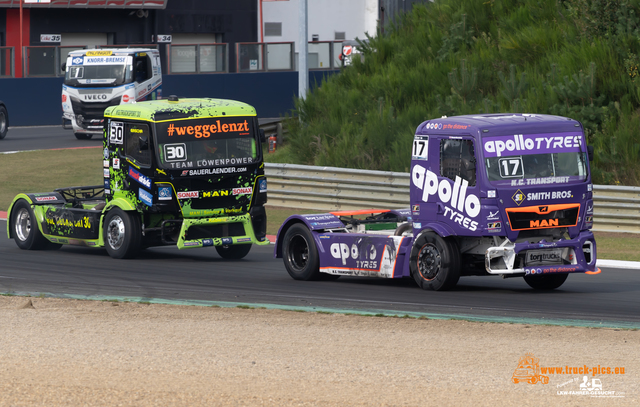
[264,163,640,234]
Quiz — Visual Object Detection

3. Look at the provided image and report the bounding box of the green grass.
[0,148,102,211]
[1,148,638,260]
[593,232,640,262]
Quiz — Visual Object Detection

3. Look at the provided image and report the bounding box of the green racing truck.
[7,96,269,259]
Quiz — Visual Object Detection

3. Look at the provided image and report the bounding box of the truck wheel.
[103,208,141,259]
[410,231,461,291]
[0,105,7,140]
[282,223,322,281]
[215,244,251,259]
[11,199,48,250]
[74,133,93,140]
[523,273,568,290]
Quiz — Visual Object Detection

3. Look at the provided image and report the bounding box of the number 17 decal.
[412,136,429,160]
[499,157,523,178]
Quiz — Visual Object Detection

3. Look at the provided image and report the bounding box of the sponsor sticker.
[526,249,563,265]
[512,189,526,206]
[139,188,153,207]
[237,238,252,242]
[158,186,172,201]
[103,160,110,168]
[128,167,152,189]
[113,157,120,169]
[35,196,57,202]
[412,165,480,231]
[232,187,252,195]
[487,210,500,220]
[165,120,250,138]
[221,237,233,245]
[203,239,214,247]
[86,50,113,57]
[177,191,199,199]
[483,133,582,158]
[83,56,127,65]
[259,179,267,193]
[103,168,110,177]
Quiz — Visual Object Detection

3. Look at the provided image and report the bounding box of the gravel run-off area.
[0,296,638,406]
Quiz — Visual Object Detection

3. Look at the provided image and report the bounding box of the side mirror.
[587,145,594,162]
[139,135,149,151]
[61,62,66,73]
[259,128,266,143]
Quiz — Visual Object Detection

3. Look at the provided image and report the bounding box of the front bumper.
[485,230,597,275]
[177,213,270,249]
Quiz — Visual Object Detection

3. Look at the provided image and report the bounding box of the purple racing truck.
[274,114,600,291]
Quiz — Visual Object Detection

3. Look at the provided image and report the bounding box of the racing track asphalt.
[1,222,640,326]
[2,125,640,327]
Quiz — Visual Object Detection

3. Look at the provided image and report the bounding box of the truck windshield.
[155,117,259,171]
[482,133,588,185]
[64,57,132,87]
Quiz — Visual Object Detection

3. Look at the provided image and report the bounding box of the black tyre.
[410,231,461,291]
[523,273,568,290]
[0,105,7,140]
[74,133,93,140]
[11,199,49,250]
[215,244,252,259]
[282,223,322,281]
[103,208,141,259]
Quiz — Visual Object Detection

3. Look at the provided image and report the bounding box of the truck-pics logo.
[512,353,549,384]
[512,353,626,397]
[412,164,480,231]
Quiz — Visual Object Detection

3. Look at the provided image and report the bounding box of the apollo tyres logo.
[411,164,480,231]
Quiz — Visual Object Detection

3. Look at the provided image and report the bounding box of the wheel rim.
[15,208,32,242]
[106,215,126,250]
[0,111,6,134]
[287,234,309,272]
[417,243,441,280]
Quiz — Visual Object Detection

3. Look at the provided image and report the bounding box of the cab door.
[133,52,158,101]
[437,137,481,234]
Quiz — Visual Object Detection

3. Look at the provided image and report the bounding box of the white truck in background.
[62,48,162,140]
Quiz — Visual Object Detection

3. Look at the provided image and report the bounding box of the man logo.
[539,206,549,213]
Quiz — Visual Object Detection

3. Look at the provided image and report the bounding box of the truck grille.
[506,204,580,231]
[70,96,120,121]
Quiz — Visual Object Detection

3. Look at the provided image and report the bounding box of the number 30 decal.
[164,143,187,162]
[109,121,124,145]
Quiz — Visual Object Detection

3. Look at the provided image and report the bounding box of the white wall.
[261,0,378,47]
